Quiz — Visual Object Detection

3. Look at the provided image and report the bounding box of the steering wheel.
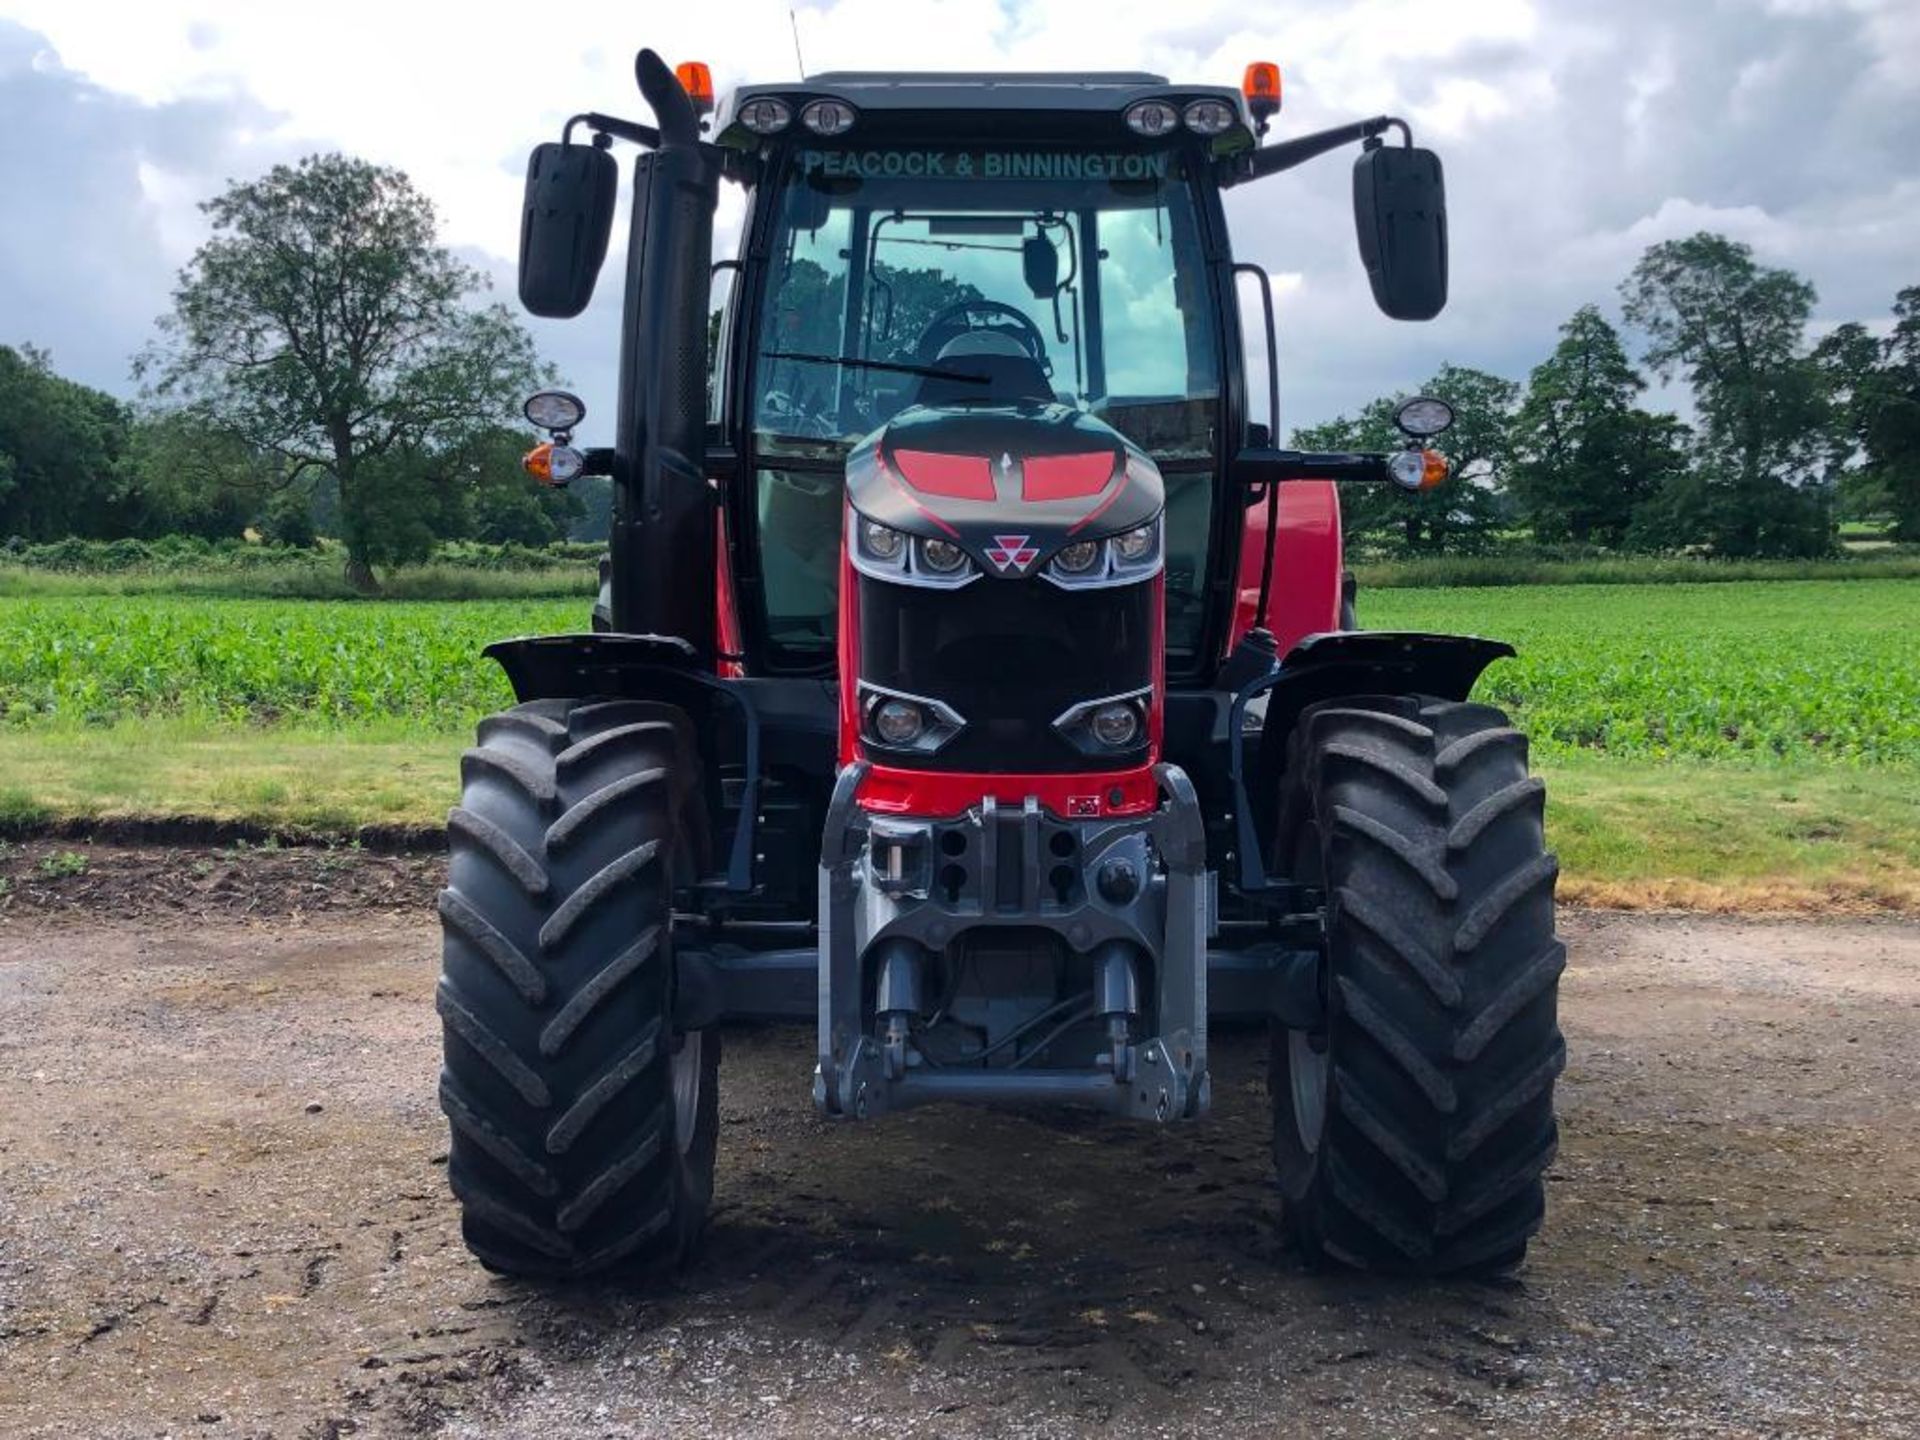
[914,300,1052,374]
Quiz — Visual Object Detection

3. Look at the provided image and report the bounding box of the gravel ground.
[0,849,1916,1438]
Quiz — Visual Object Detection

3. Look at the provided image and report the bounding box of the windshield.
[752,146,1222,465]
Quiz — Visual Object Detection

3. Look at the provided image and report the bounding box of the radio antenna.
[789,8,808,79]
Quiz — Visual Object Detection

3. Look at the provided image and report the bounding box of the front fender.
[1258,630,1515,752]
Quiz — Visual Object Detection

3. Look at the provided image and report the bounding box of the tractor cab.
[439,51,1563,1287]
[726,92,1231,669]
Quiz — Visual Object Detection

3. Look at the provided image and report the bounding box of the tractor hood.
[846,401,1164,578]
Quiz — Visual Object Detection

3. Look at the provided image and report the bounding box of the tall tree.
[139,153,545,585]
[1620,233,1832,556]
[1508,306,1686,548]
[1811,319,1887,524]
[1842,288,1920,542]
[0,343,133,541]
[1297,363,1519,557]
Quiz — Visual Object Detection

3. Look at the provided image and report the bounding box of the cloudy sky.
[2,0,1916,434]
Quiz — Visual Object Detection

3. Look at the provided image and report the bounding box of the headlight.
[1124,100,1180,137]
[861,518,904,562]
[918,537,967,574]
[860,684,966,754]
[738,97,791,134]
[1054,540,1100,574]
[1113,525,1154,562]
[849,511,980,587]
[801,98,856,136]
[1042,514,1164,589]
[873,699,925,746]
[1090,702,1141,748]
[1183,99,1236,136]
[1053,688,1152,756]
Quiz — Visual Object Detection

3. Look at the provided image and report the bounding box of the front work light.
[738,96,791,134]
[524,389,585,434]
[1394,395,1456,438]
[1124,100,1180,137]
[801,98,856,136]
[1183,99,1236,136]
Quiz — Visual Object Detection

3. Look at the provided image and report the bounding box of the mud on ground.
[0,849,1916,1438]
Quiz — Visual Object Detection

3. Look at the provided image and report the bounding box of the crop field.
[0,580,1915,908]
[0,597,580,729]
[2,580,1916,761]
[1364,578,1920,762]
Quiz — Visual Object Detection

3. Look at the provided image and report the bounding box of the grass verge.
[0,725,1914,913]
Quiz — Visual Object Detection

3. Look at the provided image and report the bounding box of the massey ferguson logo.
[986,534,1039,573]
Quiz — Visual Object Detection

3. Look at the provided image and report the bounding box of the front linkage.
[816,763,1213,1123]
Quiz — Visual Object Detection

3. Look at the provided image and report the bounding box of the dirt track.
[1,859,1917,1438]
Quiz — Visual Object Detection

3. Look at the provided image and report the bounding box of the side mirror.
[1023,235,1060,300]
[1352,144,1447,321]
[519,142,618,319]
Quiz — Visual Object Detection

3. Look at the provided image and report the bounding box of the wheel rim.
[1288,1029,1329,1153]
[670,1030,704,1155]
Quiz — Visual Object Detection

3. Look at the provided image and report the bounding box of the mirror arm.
[1221,115,1412,187]
[566,112,661,150]
[1237,448,1396,484]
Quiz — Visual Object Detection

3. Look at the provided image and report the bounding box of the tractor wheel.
[436,697,720,1279]
[1269,696,1564,1275]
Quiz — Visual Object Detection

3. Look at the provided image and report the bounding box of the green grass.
[0,724,1910,908]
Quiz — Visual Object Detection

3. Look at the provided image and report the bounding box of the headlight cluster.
[851,514,982,589]
[737,95,857,136]
[858,683,966,755]
[1042,516,1163,590]
[1053,688,1152,755]
[1125,98,1240,138]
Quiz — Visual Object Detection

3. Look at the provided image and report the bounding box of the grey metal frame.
[811,762,1213,1123]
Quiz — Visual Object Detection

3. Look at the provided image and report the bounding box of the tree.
[0,343,133,540]
[1827,287,1920,542]
[1620,233,1833,556]
[1296,364,1519,557]
[1811,320,1884,523]
[139,153,545,586]
[1508,306,1686,548]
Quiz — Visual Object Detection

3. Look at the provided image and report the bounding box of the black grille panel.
[857,573,1154,772]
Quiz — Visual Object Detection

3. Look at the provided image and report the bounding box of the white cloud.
[1,0,1916,429]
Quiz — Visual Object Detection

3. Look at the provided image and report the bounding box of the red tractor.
[437,50,1563,1280]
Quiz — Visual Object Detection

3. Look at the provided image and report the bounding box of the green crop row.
[0,580,1915,761]
[0,597,581,729]
[1363,580,1920,762]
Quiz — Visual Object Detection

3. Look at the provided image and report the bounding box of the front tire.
[1270,696,1565,1275]
[437,698,720,1279]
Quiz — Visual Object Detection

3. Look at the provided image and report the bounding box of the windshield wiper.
[762,351,989,384]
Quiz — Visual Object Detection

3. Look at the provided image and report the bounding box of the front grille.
[857,572,1155,772]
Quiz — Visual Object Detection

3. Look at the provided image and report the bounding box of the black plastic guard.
[1230,630,1515,898]
[1258,631,1514,750]
[484,633,761,892]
